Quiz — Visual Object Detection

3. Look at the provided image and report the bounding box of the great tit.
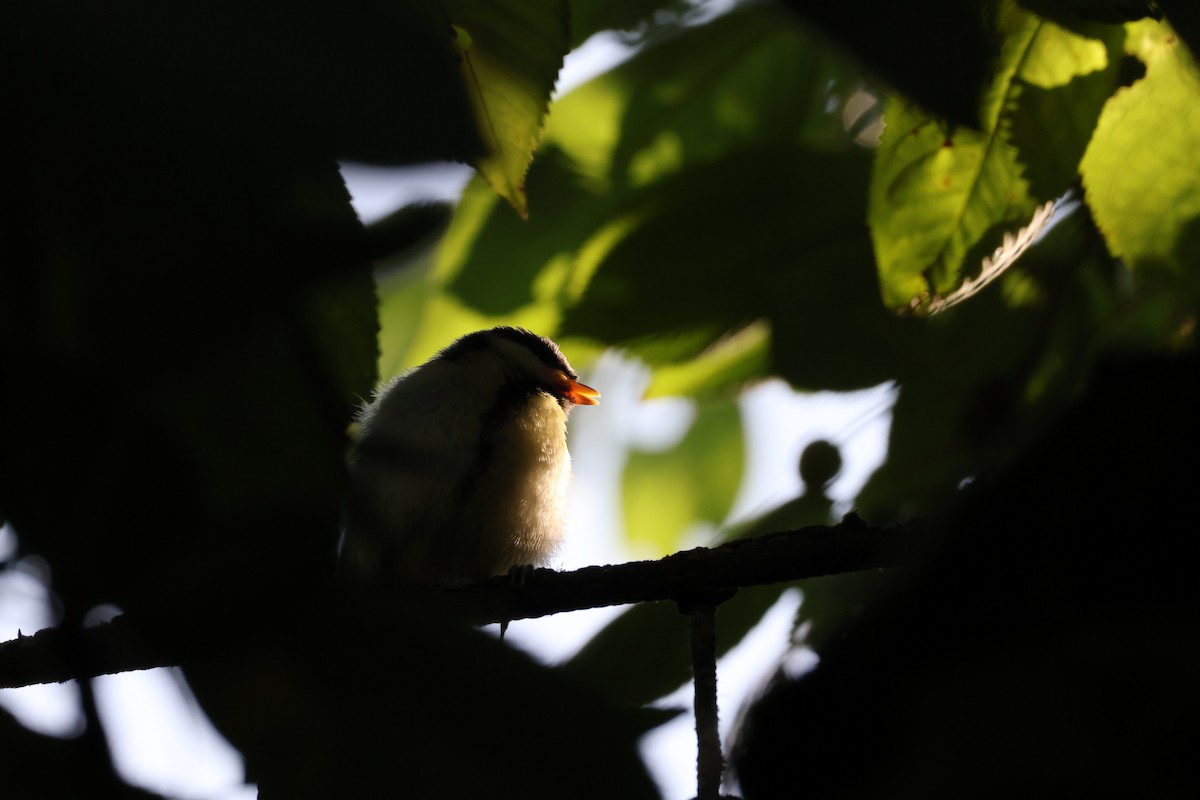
[342,327,599,583]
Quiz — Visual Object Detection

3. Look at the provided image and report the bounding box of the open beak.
[558,373,600,406]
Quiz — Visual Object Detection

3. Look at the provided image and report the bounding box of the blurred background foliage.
[375,0,1200,683]
[380,0,1199,526]
[3,0,1199,797]
[368,0,1200,791]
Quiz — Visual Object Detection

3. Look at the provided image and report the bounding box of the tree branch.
[425,516,927,626]
[0,615,180,689]
[0,518,929,689]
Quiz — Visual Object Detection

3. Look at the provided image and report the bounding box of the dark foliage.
[733,352,1200,797]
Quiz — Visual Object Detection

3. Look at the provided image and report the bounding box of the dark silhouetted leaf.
[775,0,997,129]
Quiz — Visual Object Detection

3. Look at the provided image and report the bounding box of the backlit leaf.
[422,2,873,396]
[1007,21,1131,200]
[445,0,570,218]
[622,399,744,554]
[1081,18,1200,272]
[870,4,1075,309]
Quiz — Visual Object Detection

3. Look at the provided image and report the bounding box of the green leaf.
[561,145,910,392]
[446,0,570,219]
[441,159,609,320]
[560,148,867,339]
[374,249,438,381]
[424,1,877,395]
[644,321,771,399]
[1007,22,1131,200]
[856,204,1121,520]
[1080,18,1200,272]
[870,4,1055,309]
[622,398,744,554]
[374,160,589,375]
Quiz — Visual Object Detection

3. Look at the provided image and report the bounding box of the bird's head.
[438,327,600,411]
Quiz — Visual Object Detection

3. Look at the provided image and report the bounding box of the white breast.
[467,392,571,571]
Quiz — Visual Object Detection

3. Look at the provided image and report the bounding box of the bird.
[342,326,599,583]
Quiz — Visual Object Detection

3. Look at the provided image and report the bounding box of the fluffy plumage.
[342,327,598,582]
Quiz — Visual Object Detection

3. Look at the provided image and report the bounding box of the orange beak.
[557,373,600,406]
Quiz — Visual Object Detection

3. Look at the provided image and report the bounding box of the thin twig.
[686,598,724,800]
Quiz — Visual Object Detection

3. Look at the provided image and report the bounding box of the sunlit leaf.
[1007,22,1131,201]
[870,5,1059,309]
[421,2,873,396]
[1081,18,1200,272]
[445,0,570,218]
